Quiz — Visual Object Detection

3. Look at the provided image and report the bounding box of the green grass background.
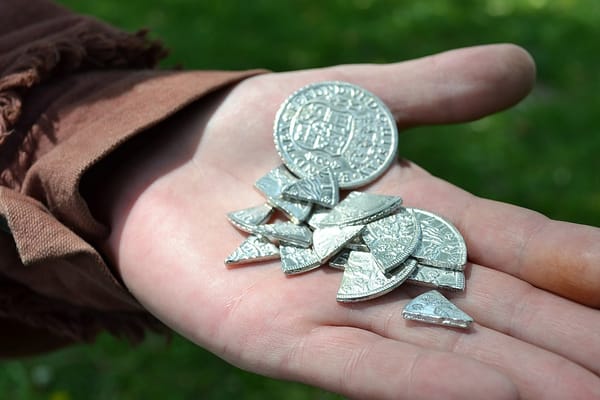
[2,0,599,398]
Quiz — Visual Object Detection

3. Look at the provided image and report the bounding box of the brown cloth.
[0,0,261,356]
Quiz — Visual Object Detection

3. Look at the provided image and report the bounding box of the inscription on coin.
[273,82,398,189]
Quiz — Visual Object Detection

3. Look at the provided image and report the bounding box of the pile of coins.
[224,82,473,329]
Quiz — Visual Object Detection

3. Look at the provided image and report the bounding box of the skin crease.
[94,44,600,400]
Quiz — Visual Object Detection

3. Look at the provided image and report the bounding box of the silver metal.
[319,191,402,227]
[307,207,331,229]
[280,245,322,275]
[282,167,339,208]
[255,165,312,223]
[363,208,421,273]
[336,251,417,302]
[249,222,313,248]
[344,236,369,252]
[224,235,280,265]
[313,225,365,263]
[409,208,467,270]
[328,248,351,270]
[406,263,466,291]
[226,203,274,233]
[402,290,473,329]
[273,81,398,189]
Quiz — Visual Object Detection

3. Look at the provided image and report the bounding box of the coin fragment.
[337,252,417,302]
[224,235,280,265]
[227,203,274,233]
[319,191,402,227]
[328,248,351,270]
[280,245,322,275]
[406,264,465,291]
[250,222,312,248]
[307,207,330,229]
[255,165,312,223]
[344,236,369,252]
[313,225,365,262]
[282,167,339,208]
[363,208,421,273]
[402,290,473,329]
[410,208,467,270]
[273,81,398,189]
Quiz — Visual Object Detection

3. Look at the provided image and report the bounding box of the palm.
[104,45,600,399]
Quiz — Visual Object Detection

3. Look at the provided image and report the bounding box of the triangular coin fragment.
[409,208,467,271]
[227,203,274,233]
[406,264,465,291]
[255,165,312,223]
[250,222,312,248]
[282,167,339,208]
[363,208,421,273]
[280,245,322,275]
[313,225,365,262]
[402,290,473,329]
[224,235,280,265]
[337,252,417,302]
[319,191,402,227]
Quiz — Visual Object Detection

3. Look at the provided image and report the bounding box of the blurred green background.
[2,0,599,398]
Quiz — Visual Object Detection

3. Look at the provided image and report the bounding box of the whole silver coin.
[273,81,398,189]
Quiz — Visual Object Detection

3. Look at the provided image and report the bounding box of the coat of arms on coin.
[273,81,398,189]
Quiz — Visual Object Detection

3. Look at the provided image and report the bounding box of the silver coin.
[280,245,322,275]
[224,235,280,265]
[307,207,331,229]
[273,81,398,189]
[249,222,313,248]
[255,165,312,223]
[319,191,402,227]
[313,225,365,263]
[363,208,421,273]
[328,248,351,270]
[406,263,465,291]
[282,167,339,208]
[402,290,473,329]
[336,251,417,302]
[226,203,274,233]
[409,208,467,270]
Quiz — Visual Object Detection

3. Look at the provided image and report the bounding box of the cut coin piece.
[406,264,465,291]
[319,191,402,227]
[255,165,312,223]
[280,245,322,275]
[307,207,330,229]
[226,203,274,233]
[273,81,398,189]
[402,290,473,328]
[282,167,339,208]
[344,236,369,252]
[250,222,312,248]
[224,235,280,265]
[313,225,365,262]
[337,252,417,302]
[329,248,351,270]
[409,208,467,270]
[363,208,421,273]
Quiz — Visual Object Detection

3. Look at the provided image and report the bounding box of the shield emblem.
[291,101,354,156]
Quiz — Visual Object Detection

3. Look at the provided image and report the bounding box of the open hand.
[101,44,600,399]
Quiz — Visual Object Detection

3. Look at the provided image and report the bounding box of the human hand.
[101,44,600,399]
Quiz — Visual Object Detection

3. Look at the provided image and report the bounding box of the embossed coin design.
[273,81,398,189]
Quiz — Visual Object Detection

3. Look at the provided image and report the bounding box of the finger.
[336,291,600,400]
[244,325,518,400]
[440,264,600,376]
[260,43,535,127]
[378,168,600,307]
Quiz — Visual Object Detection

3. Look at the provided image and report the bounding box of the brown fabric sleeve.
[0,0,265,356]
